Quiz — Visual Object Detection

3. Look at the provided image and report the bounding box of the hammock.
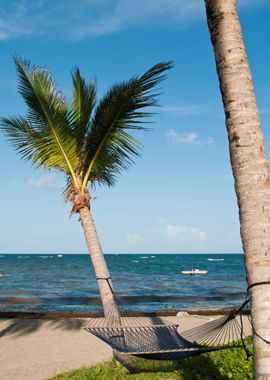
[85,298,250,360]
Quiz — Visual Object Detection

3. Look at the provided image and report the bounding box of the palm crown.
[1,58,172,195]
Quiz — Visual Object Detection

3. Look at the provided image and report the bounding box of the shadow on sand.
[0,317,86,338]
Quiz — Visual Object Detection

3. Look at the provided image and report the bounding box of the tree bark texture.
[79,206,120,321]
[79,206,133,368]
[204,1,270,378]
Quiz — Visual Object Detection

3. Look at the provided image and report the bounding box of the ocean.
[0,254,247,314]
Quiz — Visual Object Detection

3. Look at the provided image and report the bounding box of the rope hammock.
[85,277,256,360]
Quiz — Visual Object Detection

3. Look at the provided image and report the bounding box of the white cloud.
[158,218,207,251]
[0,0,200,41]
[163,224,206,241]
[161,104,210,117]
[74,0,202,38]
[157,217,168,225]
[126,233,142,245]
[0,0,263,41]
[166,129,213,146]
[26,173,62,190]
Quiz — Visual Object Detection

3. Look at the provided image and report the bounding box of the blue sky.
[1,0,270,254]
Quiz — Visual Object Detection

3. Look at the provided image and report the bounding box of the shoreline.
[0,307,244,319]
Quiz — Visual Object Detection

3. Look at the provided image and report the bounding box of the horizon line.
[1,252,244,255]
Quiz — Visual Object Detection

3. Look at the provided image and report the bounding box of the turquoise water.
[0,254,246,314]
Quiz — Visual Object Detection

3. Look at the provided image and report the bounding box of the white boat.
[181,269,208,275]
[207,258,224,262]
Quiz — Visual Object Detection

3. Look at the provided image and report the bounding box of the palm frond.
[81,62,173,190]
[11,57,80,187]
[71,68,96,167]
[1,59,172,194]
[1,116,45,164]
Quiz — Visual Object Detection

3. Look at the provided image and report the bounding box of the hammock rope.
[85,299,250,360]
[85,281,270,360]
[246,282,270,348]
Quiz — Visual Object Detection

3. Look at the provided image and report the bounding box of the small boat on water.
[181,269,208,275]
[207,258,224,262]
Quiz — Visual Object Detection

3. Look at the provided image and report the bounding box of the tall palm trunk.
[79,205,133,368]
[204,1,270,378]
[79,206,120,320]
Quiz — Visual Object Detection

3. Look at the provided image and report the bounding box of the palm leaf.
[1,116,46,164]
[1,59,172,194]
[81,62,173,190]
[11,58,80,187]
[71,68,96,165]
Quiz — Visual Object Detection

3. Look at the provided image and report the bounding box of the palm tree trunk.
[79,206,119,320]
[204,1,270,378]
[78,205,133,368]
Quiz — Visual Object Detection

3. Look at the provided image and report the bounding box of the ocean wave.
[0,253,246,313]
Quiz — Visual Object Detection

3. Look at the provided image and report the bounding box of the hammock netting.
[85,301,250,360]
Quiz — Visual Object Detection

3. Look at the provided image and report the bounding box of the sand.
[0,314,251,380]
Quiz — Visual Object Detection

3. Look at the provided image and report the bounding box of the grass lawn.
[48,343,252,380]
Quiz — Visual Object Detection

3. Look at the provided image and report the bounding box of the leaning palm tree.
[1,58,172,363]
[204,0,270,378]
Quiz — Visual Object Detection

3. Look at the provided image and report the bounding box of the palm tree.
[204,0,270,378]
[1,58,172,365]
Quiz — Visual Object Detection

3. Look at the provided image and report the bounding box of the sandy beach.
[0,314,251,380]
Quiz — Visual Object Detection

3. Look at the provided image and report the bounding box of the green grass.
[48,342,253,380]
